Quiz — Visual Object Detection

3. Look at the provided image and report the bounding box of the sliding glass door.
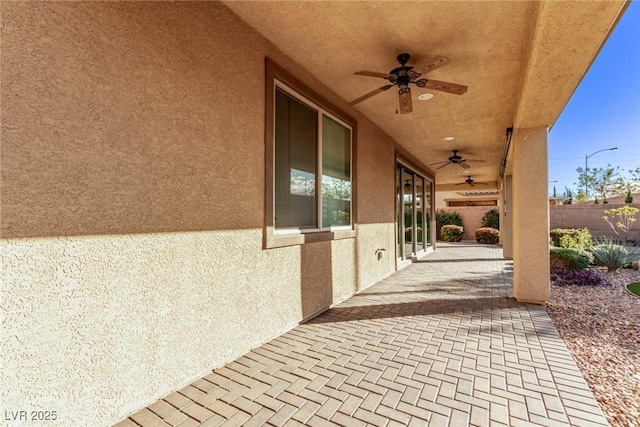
[396,163,433,262]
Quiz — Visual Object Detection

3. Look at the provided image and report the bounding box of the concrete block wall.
[549,203,640,241]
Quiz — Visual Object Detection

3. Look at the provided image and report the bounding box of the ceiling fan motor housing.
[392,53,416,89]
[397,53,411,65]
[449,150,464,163]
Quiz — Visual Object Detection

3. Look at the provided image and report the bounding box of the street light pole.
[584,147,618,198]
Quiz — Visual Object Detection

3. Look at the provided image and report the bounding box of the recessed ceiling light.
[417,93,434,101]
[443,136,455,141]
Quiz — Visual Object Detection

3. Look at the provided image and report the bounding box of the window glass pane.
[396,166,402,258]
[403,170,414,259]
[275,89,318,228]
[425,180,432,244]
[416,176,424,250]
[322,115,351,227]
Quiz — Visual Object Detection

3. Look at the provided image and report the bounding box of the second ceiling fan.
[351,53,468,114]
[429,150,473,170]
[456,176,489,187]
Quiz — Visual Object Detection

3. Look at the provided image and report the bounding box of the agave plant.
[589,237,640,273]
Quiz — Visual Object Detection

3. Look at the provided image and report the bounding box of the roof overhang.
[224,1,629,187]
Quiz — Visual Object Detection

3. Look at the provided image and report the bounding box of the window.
[274,84,352,231]
[274,89,318,228]
[264,59,356,248]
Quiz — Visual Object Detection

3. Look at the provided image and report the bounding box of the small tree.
[602,206,639,241]
[576,164,623,201]
[619,166,640,195]
[481,209,500,230]
[575,189,588,204]
[593,165,623,202]
[563,187,573,205]
[625,189,633,204]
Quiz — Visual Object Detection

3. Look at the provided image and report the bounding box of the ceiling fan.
[351,52,468,114]
[456,176,488,187]
[429,150,472,170]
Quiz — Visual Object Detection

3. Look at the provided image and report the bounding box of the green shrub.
[475,227,500,244]
[549,228,592,250]
[625,189,633,204]
[436,211,463,239]
[441,225,464,242]
[481,209,500,230]
[549,247,593,272]
[589,237,640,273]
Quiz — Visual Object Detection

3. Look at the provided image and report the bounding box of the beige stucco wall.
[434,191,499,210]
[1,2,400,425]
[550,203,640,241]
[511,127,550,303]
[501,176,514,259]
[2,230,301,424]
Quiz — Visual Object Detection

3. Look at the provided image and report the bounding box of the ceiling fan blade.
[398,89,412,114]
[424,79,468,95]
[454,182,467,186]
[458,161,471,169]
[350,84,394,105]
[428,160,450,166]
[417,56,450,75]
[436,162,452,170]
[475,182,489,186]
[354,71,392,79]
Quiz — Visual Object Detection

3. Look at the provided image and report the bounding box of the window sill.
[265,226,357,249]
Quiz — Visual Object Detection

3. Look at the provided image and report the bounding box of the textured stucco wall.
[501,176,514,259]
[512,127,550,303]
[2,231,300,425]
[1,2,398,425]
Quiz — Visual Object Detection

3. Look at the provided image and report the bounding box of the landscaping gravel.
[546,268,640,427]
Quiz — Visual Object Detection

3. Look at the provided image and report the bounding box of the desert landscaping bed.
[546,268,640,427]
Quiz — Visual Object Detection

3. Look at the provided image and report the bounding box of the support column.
[501,175,513,259]
[512,127,549,303]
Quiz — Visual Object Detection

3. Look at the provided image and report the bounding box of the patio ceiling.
[224,1,627,190]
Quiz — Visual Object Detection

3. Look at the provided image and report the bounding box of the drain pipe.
[498,127,513,189]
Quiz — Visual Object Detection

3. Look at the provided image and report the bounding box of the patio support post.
[511,127,550,303]
[500,175,513,259]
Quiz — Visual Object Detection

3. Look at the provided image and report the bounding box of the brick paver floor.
[119,243,609,427]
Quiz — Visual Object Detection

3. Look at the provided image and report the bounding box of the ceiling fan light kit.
[429,149,472,170]
[455,176,489,187]
[351,52,468,114]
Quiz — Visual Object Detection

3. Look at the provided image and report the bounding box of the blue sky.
[548,1,640,196]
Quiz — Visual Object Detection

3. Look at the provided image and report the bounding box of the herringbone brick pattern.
[119,243,608,427]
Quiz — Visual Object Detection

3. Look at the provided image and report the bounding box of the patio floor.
[118,243,609,427]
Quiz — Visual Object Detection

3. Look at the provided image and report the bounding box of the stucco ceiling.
[224,0,627,189]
